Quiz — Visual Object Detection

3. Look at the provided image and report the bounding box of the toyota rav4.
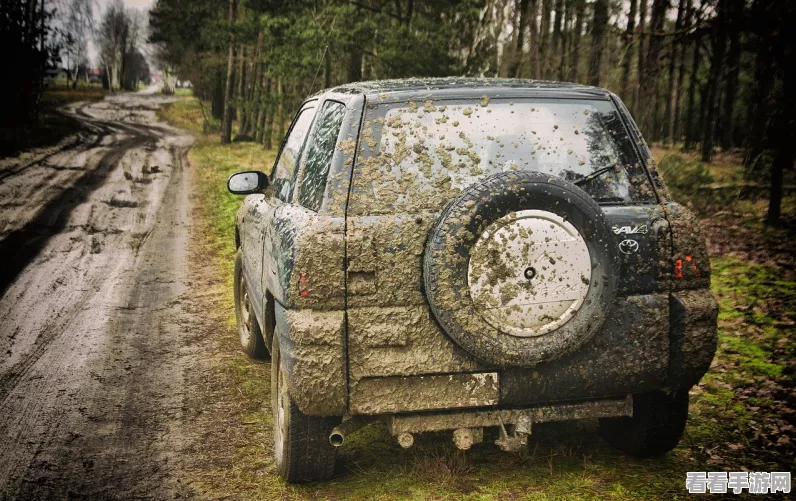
[227,78,718,483]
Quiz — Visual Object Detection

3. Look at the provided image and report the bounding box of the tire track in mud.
[8,141,193,500]
[0,131,154,296]
[0,134,86,183]
[0,92,198,499]
[0,133,175,404]
[0,103,118,184]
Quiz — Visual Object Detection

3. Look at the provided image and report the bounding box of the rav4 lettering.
[612,224,649,235]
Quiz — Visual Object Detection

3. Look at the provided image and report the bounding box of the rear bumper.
[666,289,719,388]
[500,293,672,406]
[388,395,633,435]
[277,289,717,417]
[499,289,717,407]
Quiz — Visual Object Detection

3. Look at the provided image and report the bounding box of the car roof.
[316,77,612,102]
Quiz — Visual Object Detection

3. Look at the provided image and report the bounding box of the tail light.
[674,255,701,280]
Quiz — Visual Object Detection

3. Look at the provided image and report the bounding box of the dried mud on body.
[0,90,205,499]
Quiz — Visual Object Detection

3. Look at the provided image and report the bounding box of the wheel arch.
[273,300,347,416]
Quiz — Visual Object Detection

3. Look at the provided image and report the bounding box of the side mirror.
[227,171,269,195]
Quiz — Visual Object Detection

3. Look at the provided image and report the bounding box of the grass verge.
[163,99,795,499]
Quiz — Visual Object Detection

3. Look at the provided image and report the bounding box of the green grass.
[651,145,796,216]
[650,146,747,184]
[711,255,793,381]
[160,101,795,499]
[158,97,207,136]
[687,255,794,469]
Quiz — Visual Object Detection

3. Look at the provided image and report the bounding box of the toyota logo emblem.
[619,239,639,254]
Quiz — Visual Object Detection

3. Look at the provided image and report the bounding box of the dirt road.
[0,90,199,499]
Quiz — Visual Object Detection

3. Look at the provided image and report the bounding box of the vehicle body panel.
[235,93,364,415]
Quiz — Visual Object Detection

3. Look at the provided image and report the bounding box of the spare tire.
[423,170,619,368]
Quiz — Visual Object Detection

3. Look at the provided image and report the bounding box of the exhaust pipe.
[329,429,345,447]
[329,416,373,447]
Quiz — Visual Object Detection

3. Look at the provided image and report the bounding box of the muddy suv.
[227,78,717,482]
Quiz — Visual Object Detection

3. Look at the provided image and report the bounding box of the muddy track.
[0,91,200,500]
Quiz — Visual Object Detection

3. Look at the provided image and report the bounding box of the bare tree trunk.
[743,46,775,174]
[767,47,794,226]
[530,0,541,79]
[588,0,608,86]
[539,0,551,79]
[241,32,264,140]
[664,0,686,144]
[639,0,668,139]
[650,0,669,139]
[621,0,638,105]
[236,45,246,123]
[253,73,265,142]
[26,0,36,43]
[701,0,728,162]
[568,0,584,82]
[274,78,285,147]
[552,0,564,77]
[212,72,224,120]
[236,47,249,135]
[348,5,363,83]
[252,90,263,141]
[684,30,702,151]
[720,0,742,150]
[635,0,648,110]
[324,49,332,88]
[348,47,362,82]
[259,76,272,146]
[673,0,692,142]
[560,0,572,80]
[221,0,237,145]
[511,0,529,77]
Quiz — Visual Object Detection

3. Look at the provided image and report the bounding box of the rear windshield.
[348,97,656,215]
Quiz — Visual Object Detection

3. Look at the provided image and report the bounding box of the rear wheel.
[234,249,267,359]
[599,390,690,457]
[271,339,339,482]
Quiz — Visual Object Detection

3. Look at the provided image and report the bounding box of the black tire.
[271,339,339,482]
[234,249,268,359]
[423,170,619,367]
[599,390,690,457]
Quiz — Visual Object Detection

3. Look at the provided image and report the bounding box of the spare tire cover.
[423,170,619,367]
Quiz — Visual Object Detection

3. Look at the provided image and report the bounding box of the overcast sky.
[80,0,156,68]
[122,0,154,8]
[92,0,155,11]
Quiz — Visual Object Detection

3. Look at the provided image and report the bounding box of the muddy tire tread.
[281,407,338,482]
[233,249,268,359]
[599,390,690,457]
[272,341,338,483]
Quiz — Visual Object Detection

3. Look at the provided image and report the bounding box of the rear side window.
[297,101,346,212]
[271,103,316,202]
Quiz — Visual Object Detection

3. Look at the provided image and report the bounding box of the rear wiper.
[574,163,618,186]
